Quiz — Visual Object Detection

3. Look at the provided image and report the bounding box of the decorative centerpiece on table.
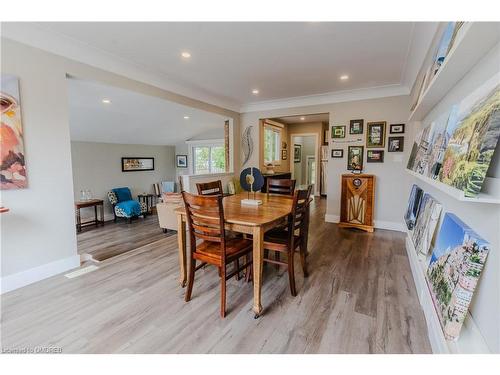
[265,163,275,174]
[239,167,264,206]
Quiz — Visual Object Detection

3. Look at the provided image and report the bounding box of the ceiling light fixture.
[181,51,191,58]
[184,116,190,119]
[252,89,259,95]
[340,75,349,81]
[300,117,305,121]
[102,99,111,104]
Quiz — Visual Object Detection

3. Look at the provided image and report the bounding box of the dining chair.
[262,185,312,296]
[182,191,253,318]
[266,178,296,196]
[196,180,223,196]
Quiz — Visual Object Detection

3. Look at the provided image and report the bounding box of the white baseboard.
[324,214,340,223]
[324,214,404,232]
[1,255,80,294]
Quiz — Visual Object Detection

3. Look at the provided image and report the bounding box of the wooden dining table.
[175,191,294,318]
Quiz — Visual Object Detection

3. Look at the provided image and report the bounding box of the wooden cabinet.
[339,174,375,232]
[261,172,292,193]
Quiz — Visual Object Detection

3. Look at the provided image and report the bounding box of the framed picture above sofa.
[122,157,154,172]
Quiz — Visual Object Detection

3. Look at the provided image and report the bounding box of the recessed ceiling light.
[340,75,349,81]
[300,117,305,121]
[102,99,111,104]
[181,51,191,58]
[184,116,190,119]
[252,89,259,95]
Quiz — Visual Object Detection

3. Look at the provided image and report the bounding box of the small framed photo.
[349,119,364,134]
[331,149,344,158]
[176,154,188,168]
[390,123,405,134]
[282,141,287,149]
[294,144,302,163]
[331,125,346,138]
[366,121,386,148]
[367,150,384,163]
[388,136,404,152]
[347,146,364,171]
[281,149,287,160]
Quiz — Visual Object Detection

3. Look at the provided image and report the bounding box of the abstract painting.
[1,74,27,189]
[404,184,423,230]
[411,193,442,256]
[439,73,500,197]
[427,213,489,341]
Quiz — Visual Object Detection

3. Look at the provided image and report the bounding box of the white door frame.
[289,133,320,196]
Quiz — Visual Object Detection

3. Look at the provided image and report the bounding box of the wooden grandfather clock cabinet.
[339,174,375,232]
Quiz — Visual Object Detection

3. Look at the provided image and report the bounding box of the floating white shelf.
[406,169,500,204]
[409,22,500,122]
[404,227,490,353]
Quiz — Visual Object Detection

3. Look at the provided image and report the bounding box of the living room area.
[68,77,236,263]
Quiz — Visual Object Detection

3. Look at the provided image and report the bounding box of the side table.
[138,194,156,215]
[75,199,104,233]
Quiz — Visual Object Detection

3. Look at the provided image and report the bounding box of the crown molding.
[1,23,242,113]
[240,84,410,113]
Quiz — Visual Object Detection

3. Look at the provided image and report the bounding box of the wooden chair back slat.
[288,185,313,236]
[182,192,226,252]
[267,178,296,196]
[196,180,223,196]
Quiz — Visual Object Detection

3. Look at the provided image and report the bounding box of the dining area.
[175,177,313,318]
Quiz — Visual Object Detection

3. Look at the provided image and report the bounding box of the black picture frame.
[331,125,346,138]
[366,121,386,148]
[349,119,364,134]
[347,146,364,171]
[367,149,384,163]
[121,157,154,172]
[176,154,188,168]
[331,149,344,158]
[390,123,405,134]
[294,144,302,163]
[388,136,405,152]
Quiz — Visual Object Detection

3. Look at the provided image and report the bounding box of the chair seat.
[264,228,301,251]
[194,237,253,265]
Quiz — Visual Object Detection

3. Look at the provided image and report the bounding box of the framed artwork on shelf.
[176,155,188,168]
[294,144,302,163]
[367,150,384,163]
[331,149,343,158]
[122,157,154,172]
[281,149,287,160]
[349,119,364,135]
[347,146,364,171]
[331,125,346,138]
[366,121,386,148]
[390,123,405,134]
[388,136,404,152]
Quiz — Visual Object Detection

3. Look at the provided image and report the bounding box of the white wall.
[71,141,176,219]
[1,39,79,291]
[240,95,412,230]
[408,41,500,353]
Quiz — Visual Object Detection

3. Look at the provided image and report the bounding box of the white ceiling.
[2,22,439,112]
[68,78,227,145]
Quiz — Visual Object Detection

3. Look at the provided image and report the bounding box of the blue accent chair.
[107,187,148,223]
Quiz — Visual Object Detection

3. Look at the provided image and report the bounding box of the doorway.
[291,134,318,194]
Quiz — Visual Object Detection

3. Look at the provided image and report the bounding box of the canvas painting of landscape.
[427,213,489,341]
[439,73,500,197]
[412,193,442,256]
[1,74,27,189]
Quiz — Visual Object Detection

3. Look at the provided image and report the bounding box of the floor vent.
[64,265,99,279]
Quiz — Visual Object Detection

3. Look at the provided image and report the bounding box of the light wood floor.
[77,214,174,262]
[0,198,431,353]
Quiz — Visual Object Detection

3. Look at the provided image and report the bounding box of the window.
[264,125,281,163]
[193,144,226,175]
